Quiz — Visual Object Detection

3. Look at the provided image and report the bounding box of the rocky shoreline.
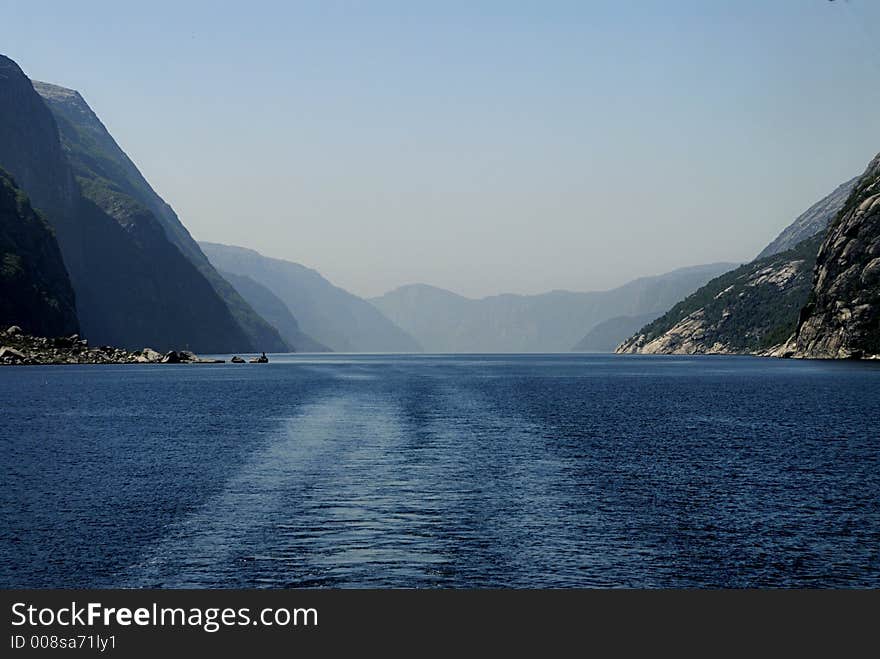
[0,326,228,365]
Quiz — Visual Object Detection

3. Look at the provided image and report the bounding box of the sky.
[3,0,880,298]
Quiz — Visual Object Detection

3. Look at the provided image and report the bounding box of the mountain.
[30,79,287,352]
[0,55,277,351]
[0,56,270,351]
[616,234,821,355]
[571,313,658,353]
[0,168,78,337]
[794,152,880,359]
[616,155,880,358]
[371,264,735,353]
[756,175,859,259]
[200,242,421,352]
[217,270,329,352]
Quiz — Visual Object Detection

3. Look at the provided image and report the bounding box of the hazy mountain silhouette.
[371,264,734,353]
[201,242,421,353]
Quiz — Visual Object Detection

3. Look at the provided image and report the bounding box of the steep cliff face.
[616,235,820,355]
[0,58,77,226]
[31,80,288,352]
[794,153,880,359]
[0,169,78,337]
[0,54,283,351]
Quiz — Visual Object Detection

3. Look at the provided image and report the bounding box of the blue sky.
[3,0,879,297]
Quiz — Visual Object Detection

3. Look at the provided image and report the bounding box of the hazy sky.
[3,1,879,298]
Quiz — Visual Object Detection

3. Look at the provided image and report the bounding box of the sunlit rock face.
[795,153,880,359]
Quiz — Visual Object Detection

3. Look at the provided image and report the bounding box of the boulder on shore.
[0,346,26,362]
[136,348,163,363]
[161,351,183,364]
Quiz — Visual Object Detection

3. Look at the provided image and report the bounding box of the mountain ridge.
[616,234,822,355]
[371,263,736,353]
[201,242,421,353]
[31,78,288,352]
[616,152,880,358]
[756,175,858,260]
[0,54,276,351]
[217,269,329,352]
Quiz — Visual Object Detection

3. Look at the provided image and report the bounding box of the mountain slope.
[571,313,658,353]
[201,242,421,352]
[31,80,287,352]
[756,175,858,259]
[616,235,822,355]
[0,168,78,337]
[218,270,329,352]
[795,152,880,359]
[616,159,880,358]
[371,264,735,353]
[0,54,269,351]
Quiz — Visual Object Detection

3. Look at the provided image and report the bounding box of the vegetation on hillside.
[0,168,79,336]
[624,234,823,352]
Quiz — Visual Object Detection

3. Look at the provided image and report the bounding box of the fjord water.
[1,354,878,588]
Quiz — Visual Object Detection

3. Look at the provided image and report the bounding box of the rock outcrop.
[0,168,79,337]
[794,153,880,359]
[0,326,221,365]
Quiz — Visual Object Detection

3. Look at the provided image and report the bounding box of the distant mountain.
[0,168,78,337]
[201,242,421,352]
[616,234,821,355]
[571,313,658,353]
[756,175,858,259]
[371,264,735,353]
[795,152,880,359]
[218,270,329,352]
[31,79,287,352]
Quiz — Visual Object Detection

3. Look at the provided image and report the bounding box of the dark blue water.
[1,354,879,588]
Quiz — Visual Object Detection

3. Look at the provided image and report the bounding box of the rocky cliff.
[0,169,78,337]
[794,153,880,359]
